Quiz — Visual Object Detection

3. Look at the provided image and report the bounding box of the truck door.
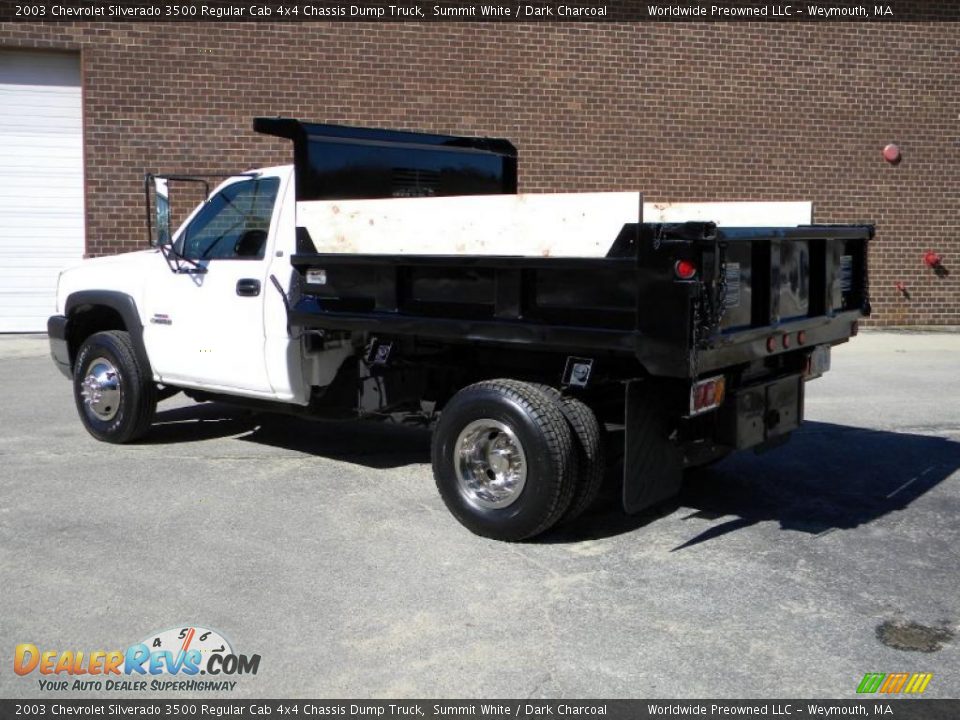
[143,174,282,394]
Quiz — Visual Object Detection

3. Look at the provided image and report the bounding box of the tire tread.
[532,385,605,523]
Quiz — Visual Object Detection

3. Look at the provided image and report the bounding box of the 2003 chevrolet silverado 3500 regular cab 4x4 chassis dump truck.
[47,118,872,541]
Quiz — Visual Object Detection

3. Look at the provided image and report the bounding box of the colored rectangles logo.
[857,672,933,694]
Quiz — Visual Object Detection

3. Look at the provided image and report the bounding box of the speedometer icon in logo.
[141,625,233,670]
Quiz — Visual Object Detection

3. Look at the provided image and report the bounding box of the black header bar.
[2,0,960,22]
[0,700,957,719]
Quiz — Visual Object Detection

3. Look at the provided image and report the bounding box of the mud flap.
[622,380,685,514]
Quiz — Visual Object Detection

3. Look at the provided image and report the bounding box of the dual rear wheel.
[432,379,604,541]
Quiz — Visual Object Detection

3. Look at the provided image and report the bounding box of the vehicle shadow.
[146,402,261,443]
[146,401,432,470]
[542,421,960,547]
[145,405,959,546]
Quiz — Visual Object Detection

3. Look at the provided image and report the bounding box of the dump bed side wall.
[296,192,640,257]
[296,196,814,259]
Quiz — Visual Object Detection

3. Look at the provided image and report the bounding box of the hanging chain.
[690,243,728,380]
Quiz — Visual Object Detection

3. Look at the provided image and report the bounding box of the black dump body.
[285,221,871,380]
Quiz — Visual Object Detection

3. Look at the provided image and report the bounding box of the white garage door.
[0,51,84,332]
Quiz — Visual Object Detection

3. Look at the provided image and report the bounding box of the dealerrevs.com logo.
[14,625,260,692]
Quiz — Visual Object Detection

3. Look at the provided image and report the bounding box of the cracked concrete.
[0,331,958,698]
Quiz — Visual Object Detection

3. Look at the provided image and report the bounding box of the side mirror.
[154,177,171,247]
[145,174,172,248]
[143,172,212,275]
[144,173,211,250]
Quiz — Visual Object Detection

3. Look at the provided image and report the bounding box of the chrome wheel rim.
[80,357,121,422]
[454,419,527,510]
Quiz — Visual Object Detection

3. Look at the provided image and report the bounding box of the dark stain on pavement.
[876,620,954,653]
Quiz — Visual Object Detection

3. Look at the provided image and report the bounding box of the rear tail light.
[674,259,697,280]
[689,375,726,416]
[766,334,799,352]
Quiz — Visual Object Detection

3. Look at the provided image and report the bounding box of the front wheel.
[73,330,157,443]
[432,380,576,541]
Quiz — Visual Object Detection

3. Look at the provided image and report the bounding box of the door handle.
[236,279,261,297]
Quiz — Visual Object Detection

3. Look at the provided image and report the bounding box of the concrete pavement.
[0,331,957,698]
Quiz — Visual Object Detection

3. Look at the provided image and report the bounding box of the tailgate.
[719,226,869,331]
[693,225,872,374]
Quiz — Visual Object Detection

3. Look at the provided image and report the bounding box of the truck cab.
[51,166,307,403]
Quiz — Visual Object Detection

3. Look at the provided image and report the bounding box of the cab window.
[178,177,280,260]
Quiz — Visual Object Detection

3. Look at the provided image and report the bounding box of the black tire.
[73,330,157,443]
[531,385,605,523]
[432,379,576,541]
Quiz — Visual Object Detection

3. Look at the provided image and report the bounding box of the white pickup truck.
[48,118,871,541]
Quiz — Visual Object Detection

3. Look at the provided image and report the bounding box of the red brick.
[0,21,956,325]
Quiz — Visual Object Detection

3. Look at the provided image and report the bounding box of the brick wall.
[1,21,957,325]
